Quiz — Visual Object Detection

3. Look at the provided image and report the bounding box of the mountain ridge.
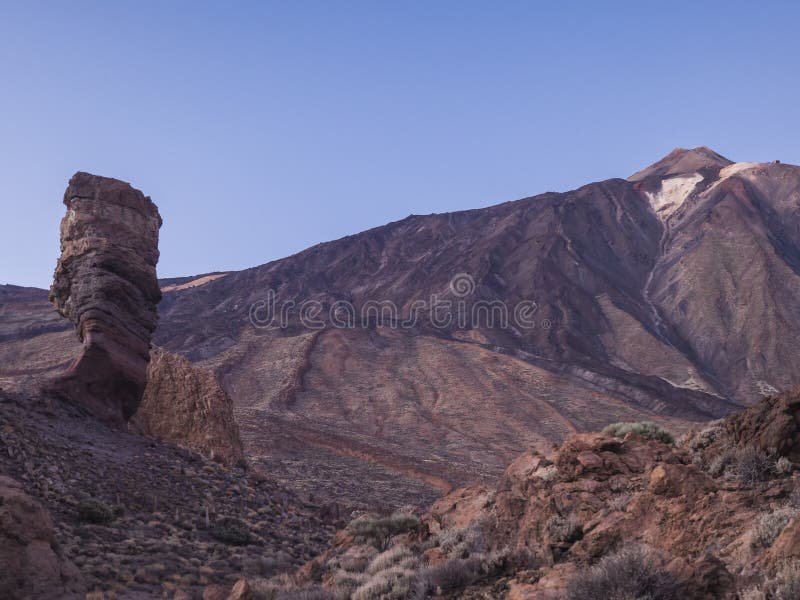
[2,148,799,507]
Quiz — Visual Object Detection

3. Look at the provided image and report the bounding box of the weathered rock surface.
[715,386,800,461]
[133,347,245,466]
[287,390,799,599]
[47,172,162,425]
[0,475,84,599]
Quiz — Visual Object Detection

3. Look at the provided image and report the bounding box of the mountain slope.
[2,148,799,507]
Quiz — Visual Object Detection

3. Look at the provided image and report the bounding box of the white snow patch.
[719,162,760,180]
[645,173,703,220]
[705,162,762,193]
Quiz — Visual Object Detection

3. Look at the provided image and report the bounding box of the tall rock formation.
[47,172,162,425]
[133,347,245,466]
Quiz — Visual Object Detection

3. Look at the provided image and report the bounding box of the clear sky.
[2,1,799,289]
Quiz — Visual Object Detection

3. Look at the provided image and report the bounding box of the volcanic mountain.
[3,147,800,508]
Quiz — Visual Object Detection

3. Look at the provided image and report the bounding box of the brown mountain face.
[2,148,799,508]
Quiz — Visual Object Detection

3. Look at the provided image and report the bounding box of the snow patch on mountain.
[645,173,703,220]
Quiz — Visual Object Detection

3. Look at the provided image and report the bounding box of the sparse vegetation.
[436,519,488,558]
[76,498,114,525]
[751,507,798,549]
[422,548,509,596]
[741,561,800,600]
[546,515,582,544]
[351,565,419,600]
[210,516,254,546]
[425,555,484,592]
[685,420,724,452]
[608,493,631,512]
[251,582,338,600]
[365,545,417,575]
[789,487,800,508]
[734,447,777,483]
[602,421,674,444]
[705,445,779,482]
[535,464,559,481]
[254,519,512,600]
[347,513,420,550]
[775,456,792,475]
[566,545,681,600]
[706,446,737,477]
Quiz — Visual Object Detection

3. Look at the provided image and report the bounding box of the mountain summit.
[628,146,734,181]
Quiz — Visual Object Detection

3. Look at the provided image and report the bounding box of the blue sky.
[2,1,799,288]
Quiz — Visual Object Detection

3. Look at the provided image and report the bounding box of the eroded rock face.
[47,172,162,425]
[423,417,797,598]
[133,347,245,466]
[720,386,800,460]
[0,475,84,599]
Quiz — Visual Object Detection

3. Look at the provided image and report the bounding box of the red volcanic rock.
[423,427,763,597]
[133,347,245,466]
[721,386,800,460]
[47,172,162,425]
[0,476,84,599]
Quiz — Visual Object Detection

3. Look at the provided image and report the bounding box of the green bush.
[77,499,114,525]
[210,517,254,546]
[566,546,681,600]
[602,421,674,444]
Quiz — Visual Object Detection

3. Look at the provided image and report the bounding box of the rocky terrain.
[0,386,340,599]
[268,387,800,600]
[1,149,800,597]
[47,172,163,425]
[0,473,83,599]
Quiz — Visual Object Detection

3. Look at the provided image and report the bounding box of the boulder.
[0,475,84,599]
[133,347,245,466]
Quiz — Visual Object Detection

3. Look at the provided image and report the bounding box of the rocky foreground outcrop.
[133,347,245,466]
[0,475,84,599]
[258,388,800,599]
[47,172,162,425]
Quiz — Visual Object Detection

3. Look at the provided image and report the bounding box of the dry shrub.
[566,545,681,600]
[602,422,674,444]
[751,507,799,549]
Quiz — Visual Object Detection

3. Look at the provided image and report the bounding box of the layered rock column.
[47,172,162,425]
